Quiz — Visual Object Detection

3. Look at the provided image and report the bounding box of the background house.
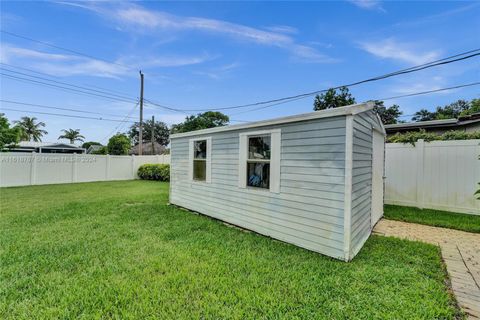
[130,142,166,155]
[6,141,85,154]
[385,112,480,136]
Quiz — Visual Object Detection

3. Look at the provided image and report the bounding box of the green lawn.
[384,204,480,233]
[0,181,461,319]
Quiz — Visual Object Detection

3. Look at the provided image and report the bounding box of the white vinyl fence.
[385,139,480,215]
[0,153,170,187]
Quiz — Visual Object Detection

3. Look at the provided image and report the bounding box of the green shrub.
[138,164,170,181]
[387,129,480,145]
[441,130,480,140]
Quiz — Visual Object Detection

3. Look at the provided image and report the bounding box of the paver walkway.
[374,219,480,319]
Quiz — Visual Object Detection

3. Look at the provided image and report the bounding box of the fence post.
[30,152,37,185]
[416,139,425,209]
[105,154,110,180]
[72,153,77,183]
[131,154,136,179]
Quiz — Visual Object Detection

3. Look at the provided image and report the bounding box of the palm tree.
[14,116,48,142]
[58,129,85,144]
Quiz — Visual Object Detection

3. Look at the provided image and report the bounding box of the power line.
[145,49,480,112]
[1,73,135,103]
[1,107,138,123]
[0,64,137,102]
[237,82,480,121]
[3,28,479,118]
[101,102,140,143]
[1,29,130,70]
[1,30,163,79]
[378,82,480,101]
[0,99,137,119]
[144,99,189,114]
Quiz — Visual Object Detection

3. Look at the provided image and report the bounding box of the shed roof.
[171,102,375,139]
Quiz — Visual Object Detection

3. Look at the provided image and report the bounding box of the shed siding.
[170,116,347,259]
[350,110,383,257]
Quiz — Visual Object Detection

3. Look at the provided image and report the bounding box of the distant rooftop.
[17,141,81,148]
[385,112,480,133]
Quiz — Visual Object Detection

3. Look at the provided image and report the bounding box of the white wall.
[385,139,480,215]
[0,153,170,187]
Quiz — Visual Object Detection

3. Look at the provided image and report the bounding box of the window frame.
[189,137,211,183]
[238,129,281,193]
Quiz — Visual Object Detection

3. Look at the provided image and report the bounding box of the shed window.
[189,137,211,183]
[193,140,207,181]
[247,135,271,189]
[238,129,280,193]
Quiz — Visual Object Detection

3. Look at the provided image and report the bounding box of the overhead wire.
[378,82,480,101]
[0,99,137,119]
[1,73,136,103]
[0,64,137,102]
[1,107,138,123]
[0,29,130,70]
[143,49,480,112]
[2,28,479,123]
[101,101,140,143]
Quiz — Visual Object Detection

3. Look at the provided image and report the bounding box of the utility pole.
[151,115,155,155]
[139,71,144,155]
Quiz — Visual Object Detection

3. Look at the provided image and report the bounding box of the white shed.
[169,102,386,261]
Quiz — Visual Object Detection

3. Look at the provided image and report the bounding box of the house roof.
[171,102,377,139]
[16,141,83,149]
[86,145,104,153]
[130,142,166,155]
[384,112,480,132]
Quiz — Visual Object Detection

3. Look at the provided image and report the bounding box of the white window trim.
[188,137,212,183]
[238,129,281,193]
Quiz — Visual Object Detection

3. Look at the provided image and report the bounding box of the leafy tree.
[82,141,102,149]
[434,100,470,119]
[128,119,169,146]
[107,134,131,155]
[460,99,480,117]
[58,129,85,144]
[413,99,478,122]
[0,113,23,149]
[91,146,108,155]
[371,100,402,124]
[313,87,356,111]
[14,116,47,142]
[412,109,436,122]
[171,111,229,134]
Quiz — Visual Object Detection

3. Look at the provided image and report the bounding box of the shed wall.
[350,110,383,257]
[170,116,347,259]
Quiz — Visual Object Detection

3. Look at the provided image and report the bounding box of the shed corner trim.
[343,114,354,261]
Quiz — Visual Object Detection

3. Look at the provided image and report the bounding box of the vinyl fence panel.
[0,153,170,187]
[385,139,480,215]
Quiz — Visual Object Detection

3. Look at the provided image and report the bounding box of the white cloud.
[0,44,70,62]
[59,2,334,63]
[359,38,440,65]
[264,25,298,34]
[347,0,385,11]
[0,43,213,78]
[193,62,241,80]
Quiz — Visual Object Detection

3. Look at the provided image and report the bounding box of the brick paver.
[374,219,480,319]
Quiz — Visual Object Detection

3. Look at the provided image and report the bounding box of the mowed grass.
[385,204,480,233]
[0,181,461,319]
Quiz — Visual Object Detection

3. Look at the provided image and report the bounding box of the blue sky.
[1,0,479,143]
